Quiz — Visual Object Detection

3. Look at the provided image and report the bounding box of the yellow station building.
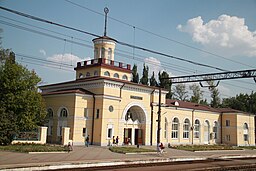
[40,34,255,147]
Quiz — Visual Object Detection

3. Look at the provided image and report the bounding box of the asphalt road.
[56,157,256,171]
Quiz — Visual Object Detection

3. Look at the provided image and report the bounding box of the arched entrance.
[122,103,147,145]
[204,120,210,144]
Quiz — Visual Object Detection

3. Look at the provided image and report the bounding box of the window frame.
[171,117,179,139]
[183,118,190,139]
[194,119,200,139]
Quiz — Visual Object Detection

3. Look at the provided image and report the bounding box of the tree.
[150,71,158,87]
[173,84,188,101]
[207,81,221,108]
[158,71,172,99]
[222,92,256,114]
[0,49,46,145]
[189,84,203,103]
[131,64,139,83]
[140,63,149,85]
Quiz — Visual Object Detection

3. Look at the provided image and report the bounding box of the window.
[108,48,112,60]
[96,109,100,119]
[50,126,53,135]
[226,120,230,127]
[164,118,168,139]
[226,135,231,141]
[113,73,119,78]
[84,108,88,118]
[94,70,98,76]
[213,121,218,139]
[101,47,105,58]
[86,72,90,77]
[109,105,114,112]
[47,108,53,118]
[107,128,112,139]
[59,126,62,136]
[243,123,249,141]
[83,128,87,137]
[183,119,190,139]
[194,119,200,138]
[94,47,98,58]
[60,108,68,117]
[171,117,179,139]
[104,71,110,77]
[122,75,128,80]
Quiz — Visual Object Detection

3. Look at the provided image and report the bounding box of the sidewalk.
[0,145,256,170]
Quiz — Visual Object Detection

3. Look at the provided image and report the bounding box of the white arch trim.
[122,102,149,124]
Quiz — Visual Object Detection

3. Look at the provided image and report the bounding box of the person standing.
[116,136,119,146]
[112,136,115,146]
[85,135,89,147]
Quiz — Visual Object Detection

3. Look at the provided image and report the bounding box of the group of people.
[112,136,119,146]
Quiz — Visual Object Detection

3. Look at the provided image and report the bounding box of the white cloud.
[144,57,162,76]
[177,14,256,57]
[47,53,89,66]
[39,49,46,56]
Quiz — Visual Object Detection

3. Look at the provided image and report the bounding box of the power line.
[2,16,254,91]
[64,0,255,69]
[0,6,228,72]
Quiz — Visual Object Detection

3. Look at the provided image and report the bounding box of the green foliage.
[221,92,256,114]
[189,84,203,103]
[207,81,221,108]
[109,146,156,154]
[0,49,46,145]
[171,145,242,151]
[0,143,66,153]
[173,84,188,101]
[140,63,149,85]
[140,64,149,85]
[131,64,139,83]
[158,71,172,99]
[150,71,158,87]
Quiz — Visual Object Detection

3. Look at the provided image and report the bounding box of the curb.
[0,157,207,171]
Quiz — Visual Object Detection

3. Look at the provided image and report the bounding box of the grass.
[109,146,156,154]
[239,146,256,150]
[171,145,243,151]
[0,143,67,153]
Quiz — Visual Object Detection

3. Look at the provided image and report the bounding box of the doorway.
[135,129,142,145]
[124,128,132,144]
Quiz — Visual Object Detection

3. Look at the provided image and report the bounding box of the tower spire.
[104,7,109,36]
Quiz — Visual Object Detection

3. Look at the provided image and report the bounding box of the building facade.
[40,36,255,147]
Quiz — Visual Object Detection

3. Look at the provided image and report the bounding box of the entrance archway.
[122,102,147,145]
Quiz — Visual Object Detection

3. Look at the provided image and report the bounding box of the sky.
[1,0,256,101]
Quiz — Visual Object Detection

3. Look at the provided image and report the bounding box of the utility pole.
[157,87,161,145]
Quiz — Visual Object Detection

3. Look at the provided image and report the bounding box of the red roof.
[42,88,94,96]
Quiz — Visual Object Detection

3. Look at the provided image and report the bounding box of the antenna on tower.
[104,7,109,36]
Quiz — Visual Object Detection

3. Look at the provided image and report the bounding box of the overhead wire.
[0,6,229,72]
[1,15,254,92]
[64,0,255,69]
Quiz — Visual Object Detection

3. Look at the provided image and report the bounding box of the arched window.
[79,73,84,78]
[101,47,105,58]
[60,108,68,117]
[113,73,119,78]
[171,117,179,139]
[194,119,200,138]
[108,48,112,60]
[213,121,218,139]
[47,108,53,118]
[104,71,110,77]
[86,72,90,77]
[164,118,168,139]
[243,123,249,141]
[122,75,128,80]
[94,70,98,76]
[183,118,190,139]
